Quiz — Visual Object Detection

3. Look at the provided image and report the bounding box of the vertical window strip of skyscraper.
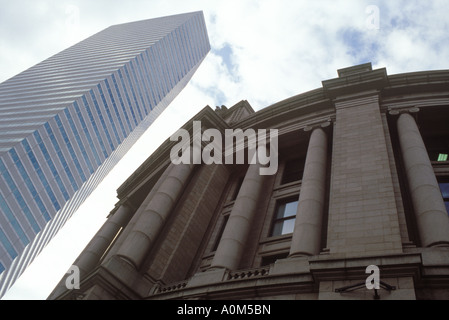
[143,50,163,104]
[156,45,171,96]
[190,17,204,65]
[190,18,204,62]
[159,38,175,91]
[146,46,166,99]
[177,25,193,71]
[197,13,211,52]
[102,80,128,139]
[117,70,140,126]
[24,135,70,204]
[136,54,156,110]
[8,149,51,222]
[165,36,178,88]
[81,96,109,158]
[63,108,95,175]
[43,122,79,192]
[184,18,199,65]
[110,74,135,131]
[154,40,171,93]
[0,224,18,260]
[185,22,198,69]
[165,33,179,88]
[54,115,88,185]
[173,28,189,77]
[122,65,145,121]
[194,14,209,58]
[96,85,123,145]
[72,101,104,166]
[88,91,116,152]
[188,16,201,57]
[170,30,187,82]
[0,160,31,246]
[127,60,151,115]
[1,155,41,233]
[132,57,153,112]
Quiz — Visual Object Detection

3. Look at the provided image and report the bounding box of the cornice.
[322,67,389,100]
[232,88,333,131]
[116,65,449,201]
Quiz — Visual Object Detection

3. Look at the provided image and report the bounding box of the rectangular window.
[438,153,448,162]
[270,198,298,236]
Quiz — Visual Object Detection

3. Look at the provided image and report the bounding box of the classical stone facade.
[49,63,449,300]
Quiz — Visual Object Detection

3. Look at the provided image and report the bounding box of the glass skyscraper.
[0,11,210,297]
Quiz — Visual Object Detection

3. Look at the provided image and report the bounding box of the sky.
[1,0,449,300]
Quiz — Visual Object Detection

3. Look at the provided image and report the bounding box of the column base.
[427,242,449,248]
[288,252,313,258]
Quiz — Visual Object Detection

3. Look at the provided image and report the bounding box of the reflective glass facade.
[0,11,210,296]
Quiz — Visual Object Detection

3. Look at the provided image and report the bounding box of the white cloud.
[1,0,449,299]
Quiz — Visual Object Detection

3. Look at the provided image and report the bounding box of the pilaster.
[327,92,403,256]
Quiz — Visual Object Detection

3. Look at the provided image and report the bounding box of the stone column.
[289,127,328,257]
[210,158,267,270]
[102,163,172,261]
[48,204,133,299]
[115,162,195,269]
[76,204,133,273]
[397,111,449,247]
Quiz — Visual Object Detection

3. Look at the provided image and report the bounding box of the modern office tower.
[50,63,449,300]
[0,11,210,297]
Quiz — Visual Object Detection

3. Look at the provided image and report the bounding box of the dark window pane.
[281,158,305,184]
[271,221,284,237]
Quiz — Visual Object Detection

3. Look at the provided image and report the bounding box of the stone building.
[49,63,449,300]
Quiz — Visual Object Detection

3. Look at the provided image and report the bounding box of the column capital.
[303,119,333,132]
[388,106,420,116]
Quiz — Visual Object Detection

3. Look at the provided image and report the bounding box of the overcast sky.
[1,0,449,300]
